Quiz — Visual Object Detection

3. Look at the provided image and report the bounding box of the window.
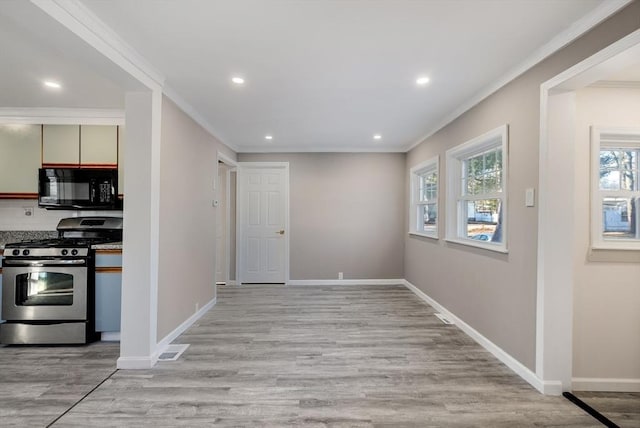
[591,127,640,250]
[409,156,438,238]
[446,125,508,252]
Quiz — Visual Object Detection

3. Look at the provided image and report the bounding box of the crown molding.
[405,0,633,152]
[236,144,407,154]
[0,107,124,124]
[31,0,165,91]
[31,1,240,152]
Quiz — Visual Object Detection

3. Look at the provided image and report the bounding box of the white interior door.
[238,163,289,283]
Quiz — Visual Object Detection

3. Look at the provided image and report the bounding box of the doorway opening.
[538,29,640,424]
[216,153,237,286]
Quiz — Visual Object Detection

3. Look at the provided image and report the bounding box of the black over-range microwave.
[38,168,120,210]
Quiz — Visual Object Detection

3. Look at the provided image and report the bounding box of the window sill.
[409,231,438,240]
[444,237,508,254]
[591,244,640,251]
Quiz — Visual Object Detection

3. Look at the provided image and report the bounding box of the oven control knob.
[12,249,20,256]
[61,249,68,256]
[23,249,30,256]
[71,249,78,256]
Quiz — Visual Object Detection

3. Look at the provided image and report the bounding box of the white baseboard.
[153,297,217,361]
[101,332,121,342]
[117,297,216,370]
[539,380,564,396]
[402,279,560,395]
[288,279,405,286]
[572,377,640,392]
[116,356,156,370]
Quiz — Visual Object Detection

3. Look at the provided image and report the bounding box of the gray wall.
[405,3,640,371]
[572,87,640,381]
[157,96,236,341]
[238,153,405,280]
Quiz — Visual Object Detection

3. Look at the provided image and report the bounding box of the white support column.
[536,90,576,393]
[117,90,162,369]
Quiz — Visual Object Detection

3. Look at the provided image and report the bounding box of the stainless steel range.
[1,217,123,345]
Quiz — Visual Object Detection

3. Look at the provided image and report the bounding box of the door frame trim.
[237,162,290,285]
[216,152,238,285]
[537,28,640,393]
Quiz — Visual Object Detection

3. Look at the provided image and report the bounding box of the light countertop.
[93,242,122,250]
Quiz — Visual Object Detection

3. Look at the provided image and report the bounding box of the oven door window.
[15,272,74,306]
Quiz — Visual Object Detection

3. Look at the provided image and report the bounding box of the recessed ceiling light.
[265,135,273,140]
[373,134,382,140]
[416,76,430,86]
[231,76,245,85]
[43,80,61,89]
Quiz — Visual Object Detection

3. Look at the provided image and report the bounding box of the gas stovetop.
[3,216,122,258]
[5,237,112,249]
[3,237,119,258]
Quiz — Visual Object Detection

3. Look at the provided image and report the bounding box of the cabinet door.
[118,125,124,196]
[42,124,79,166]
[95,272,122,332]
[80,125,118,167]
[0,124,41,196]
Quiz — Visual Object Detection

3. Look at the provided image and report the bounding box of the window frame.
[409,156,439,239]
[445,125,509,253]
[591,126,640,251]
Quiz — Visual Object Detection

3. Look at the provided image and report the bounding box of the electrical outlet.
[23,207,33,217]
[195,302,199,312]
[338,272,343,280]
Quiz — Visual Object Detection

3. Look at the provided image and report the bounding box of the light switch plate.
[525,188,535,207]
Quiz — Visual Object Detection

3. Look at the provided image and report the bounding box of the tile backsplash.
[0,199,123,231]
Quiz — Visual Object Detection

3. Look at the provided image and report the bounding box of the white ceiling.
[0,1,144,111]
[0,0,626,152]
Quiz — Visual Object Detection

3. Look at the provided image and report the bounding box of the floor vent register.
[158,344,190,361]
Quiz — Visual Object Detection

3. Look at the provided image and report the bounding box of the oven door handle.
[3,259,87,266]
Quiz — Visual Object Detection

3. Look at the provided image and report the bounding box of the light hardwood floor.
[573,391,640,428]
[0,340,119,426]
[0,284,611,426]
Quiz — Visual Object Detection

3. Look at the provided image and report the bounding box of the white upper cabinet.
[42,124,80,166]
[0,124,41,195]
[42,124,118,167]
[1,123,121,198]
[81,125,118,166]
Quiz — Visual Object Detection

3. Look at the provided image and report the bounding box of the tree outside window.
[446,125,508,252]
[593,130,640,249]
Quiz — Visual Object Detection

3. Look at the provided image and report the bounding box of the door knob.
[276,230,285,235]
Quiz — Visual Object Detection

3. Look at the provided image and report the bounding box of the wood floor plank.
[572,391,640,428]
[59,284,599,427]
[0,341,119,427]
[0,284,619,426]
